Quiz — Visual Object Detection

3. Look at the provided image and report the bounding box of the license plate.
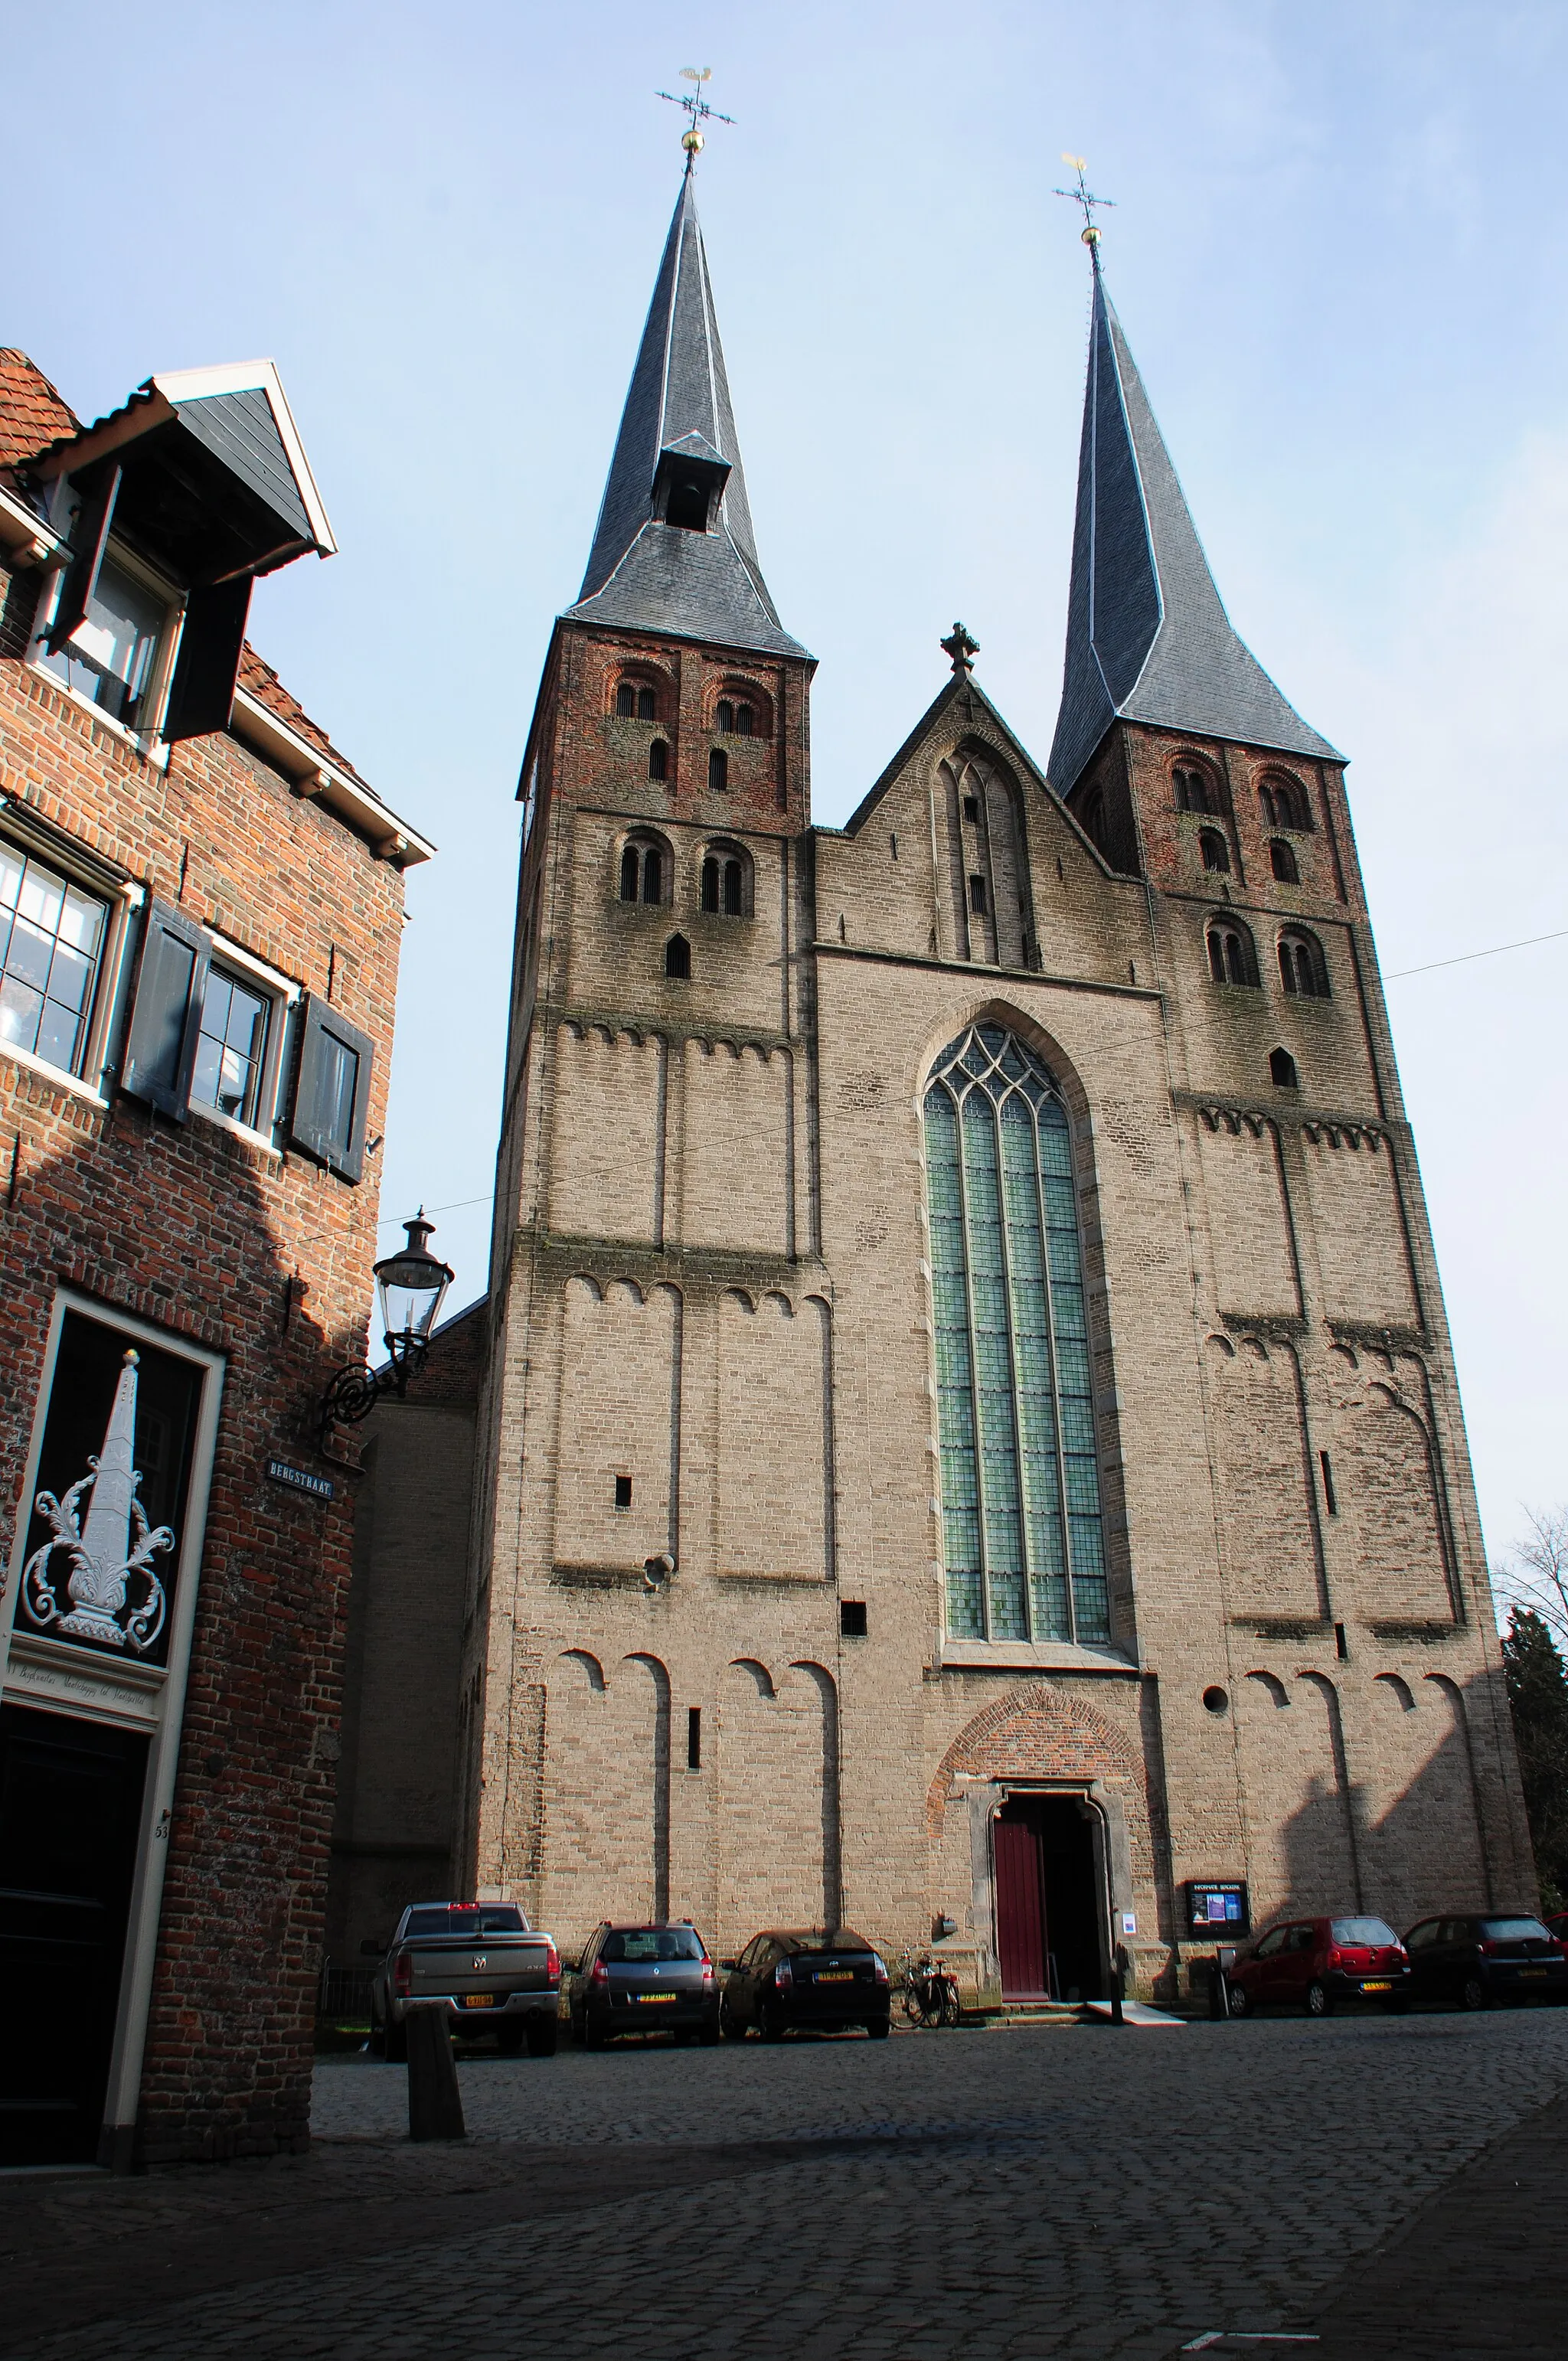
[1361,1981,1392,1993]
[636,1992,678,2004]
[816,1971,854,1983]
[462,1994,495,2008]
[1521,1969,1548,1980]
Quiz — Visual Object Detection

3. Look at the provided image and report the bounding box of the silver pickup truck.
[366,1901,561,2059]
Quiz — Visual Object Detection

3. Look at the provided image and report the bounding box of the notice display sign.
[266,1458,335,1502]
[1184,1880,1250,1936]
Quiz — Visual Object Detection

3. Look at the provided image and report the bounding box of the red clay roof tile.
[236,645,370,789]
[0,349,79,469]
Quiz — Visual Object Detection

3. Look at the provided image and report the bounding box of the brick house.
[335,165,1533,2013]
[0,348,432,2163]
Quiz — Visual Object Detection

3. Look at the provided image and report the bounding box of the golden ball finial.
[682,127,704,155]
[1082,224,1100,247]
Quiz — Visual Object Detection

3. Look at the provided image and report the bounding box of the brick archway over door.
[929,1683,1158,1990]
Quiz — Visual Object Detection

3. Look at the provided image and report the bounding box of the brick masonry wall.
[0,550,407,2158]
[438,625,1534,2000]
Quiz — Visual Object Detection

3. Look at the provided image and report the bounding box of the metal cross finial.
[1054,153,1116,253]
[942,622,979,674]
[656,67,736,168]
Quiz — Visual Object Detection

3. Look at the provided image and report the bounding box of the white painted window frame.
[187,931,302,1155]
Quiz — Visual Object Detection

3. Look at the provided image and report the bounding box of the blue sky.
[13,0,1566,1572]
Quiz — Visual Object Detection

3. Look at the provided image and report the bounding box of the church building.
[364,162,1533,2007]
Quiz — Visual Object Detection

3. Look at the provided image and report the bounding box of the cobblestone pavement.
[8,2008,1568,2359]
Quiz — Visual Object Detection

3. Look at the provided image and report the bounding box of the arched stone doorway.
[929,1682,1152,2003]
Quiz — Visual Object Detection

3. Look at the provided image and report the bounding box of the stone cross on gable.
[942,621,979,674]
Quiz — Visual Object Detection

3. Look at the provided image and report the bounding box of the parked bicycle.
[896,1948,962,2028]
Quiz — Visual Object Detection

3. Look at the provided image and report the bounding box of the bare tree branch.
[1496,1505,1568,1651]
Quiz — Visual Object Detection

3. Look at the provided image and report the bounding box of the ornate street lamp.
[316,1212,454,1442]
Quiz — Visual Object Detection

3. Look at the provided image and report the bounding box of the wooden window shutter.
[162,578,253,743]
[44,465,122,655]
[119,898,210,1118]
[289,995,373,1183]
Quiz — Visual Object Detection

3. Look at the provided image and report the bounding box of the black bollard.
[1207,1960,1226,2019]
[1110,1941,1127,2025]
[407,2006,466,2141]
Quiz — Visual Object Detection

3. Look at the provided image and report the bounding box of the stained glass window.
[923,1024,1110,1645]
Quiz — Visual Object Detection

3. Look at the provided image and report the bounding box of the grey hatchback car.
[567,1922,721,2047]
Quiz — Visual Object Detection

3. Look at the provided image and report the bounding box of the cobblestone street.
[7,2010,1568,2359]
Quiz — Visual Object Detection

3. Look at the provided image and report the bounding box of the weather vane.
[656,67,735,168]
[1054,154,1116,252]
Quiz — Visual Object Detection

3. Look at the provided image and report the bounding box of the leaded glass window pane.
[922,1024,1110,1645]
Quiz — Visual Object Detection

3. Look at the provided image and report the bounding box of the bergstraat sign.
[266,1458,335,1501]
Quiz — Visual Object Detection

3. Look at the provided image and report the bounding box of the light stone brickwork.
[443,617,1535,2006]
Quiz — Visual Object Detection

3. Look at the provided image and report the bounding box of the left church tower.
[459,165,828,1931]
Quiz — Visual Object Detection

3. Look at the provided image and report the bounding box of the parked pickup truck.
[366,1901,560,2059]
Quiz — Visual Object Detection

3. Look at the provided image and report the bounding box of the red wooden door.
[995,1814,1049,1998]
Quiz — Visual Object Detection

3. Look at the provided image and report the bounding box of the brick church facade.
[345,167,1532,2006]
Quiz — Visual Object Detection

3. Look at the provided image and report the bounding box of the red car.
[1545,1910,1568,1961]
[1227,1915,1410,2017]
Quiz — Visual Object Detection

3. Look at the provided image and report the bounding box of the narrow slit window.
[701,857,720,912]
[963,795,980,825]
[687,1706,701,1769]
[648,739,669,782]
[969,874,988,916]
[620,846,640,901]
[708,748,728,792]
[1320,1450,1338,1516]
[923,1023,1109,1647]
[642,848,662,904]
[613,1474,632,1509]
[665,934,691,979]
[723,860,743,916]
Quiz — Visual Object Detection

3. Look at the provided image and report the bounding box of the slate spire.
[565,167,806,658]
[1048,255,1337,795]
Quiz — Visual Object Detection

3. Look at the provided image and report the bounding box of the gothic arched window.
[923,1024,1110,1646]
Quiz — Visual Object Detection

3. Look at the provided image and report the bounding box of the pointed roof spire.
[565,171,806,658]
[1048,253,1338,794]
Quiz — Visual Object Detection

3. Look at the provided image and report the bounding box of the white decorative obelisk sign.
[23,1349,173,1653]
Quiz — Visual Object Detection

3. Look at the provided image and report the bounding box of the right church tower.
[449,168,1534,2007]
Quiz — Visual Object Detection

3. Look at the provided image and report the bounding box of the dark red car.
[1226,1915,1410,2017]
[1544,1909,1568,1961]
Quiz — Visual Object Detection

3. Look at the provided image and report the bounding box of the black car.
[720,1929,891,2040]
[1403,1914,1568,2010]
[568,1922,720,2047]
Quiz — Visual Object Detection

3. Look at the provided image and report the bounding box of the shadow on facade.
[1268,1663,1521,1933]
